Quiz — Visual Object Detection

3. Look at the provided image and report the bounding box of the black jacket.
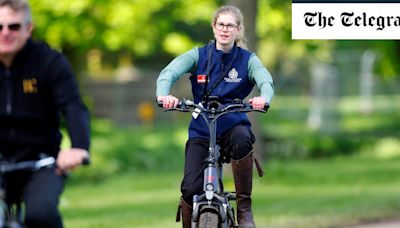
[0,39,90,161]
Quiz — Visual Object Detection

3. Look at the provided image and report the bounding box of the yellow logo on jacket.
[22,78,38,94]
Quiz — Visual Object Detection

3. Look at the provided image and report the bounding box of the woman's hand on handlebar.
[56,148,89,174]
[157,95,179,109]
[248,96,267,110]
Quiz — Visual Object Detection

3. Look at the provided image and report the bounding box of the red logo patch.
[197,75,207,84]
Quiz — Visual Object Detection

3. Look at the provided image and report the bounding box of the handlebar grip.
[244,102,269,112]
[156,99,193,109]
[82,157,91,166]
[156,101,179,108]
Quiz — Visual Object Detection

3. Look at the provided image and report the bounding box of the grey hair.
[0,0,32,24]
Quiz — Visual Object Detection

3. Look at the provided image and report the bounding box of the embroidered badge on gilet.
[224,68,241,83]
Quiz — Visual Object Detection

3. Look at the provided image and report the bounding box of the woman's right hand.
[157,95,179,109]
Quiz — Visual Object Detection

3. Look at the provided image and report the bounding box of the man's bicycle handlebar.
[0,155,90,174]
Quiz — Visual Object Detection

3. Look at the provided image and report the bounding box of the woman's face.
[212,13,239,50]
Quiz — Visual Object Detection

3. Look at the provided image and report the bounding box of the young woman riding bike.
[156,5,274,228]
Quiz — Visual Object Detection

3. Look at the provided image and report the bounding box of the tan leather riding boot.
[231,151,256,228]
[176,197,192,228]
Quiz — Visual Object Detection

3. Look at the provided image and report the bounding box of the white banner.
[292,3,400,39]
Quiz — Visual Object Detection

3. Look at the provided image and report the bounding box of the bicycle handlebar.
[0,156,56,173]
[158,98,269,113]
[0,155,91,173]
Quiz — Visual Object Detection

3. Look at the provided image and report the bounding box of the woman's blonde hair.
[212,5,248,49]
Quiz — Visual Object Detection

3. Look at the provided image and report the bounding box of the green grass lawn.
[61,154,400,228]
[59,95,400,227]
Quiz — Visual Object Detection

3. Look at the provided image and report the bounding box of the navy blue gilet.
[188,42,254,139]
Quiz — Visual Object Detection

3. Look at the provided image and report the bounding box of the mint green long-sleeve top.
[156,48,274,103]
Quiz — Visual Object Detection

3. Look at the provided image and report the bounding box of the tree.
[28,0,399,78]
[29,0,218,73]
[226,0,258,52]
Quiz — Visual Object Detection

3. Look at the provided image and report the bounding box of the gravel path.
[344,219,400,228]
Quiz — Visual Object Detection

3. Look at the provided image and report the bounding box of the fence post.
[308,62,340,133]
[359,50,375,114]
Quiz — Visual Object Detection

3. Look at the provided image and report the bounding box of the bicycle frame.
[161,97,267,228]
[0,155,56,228]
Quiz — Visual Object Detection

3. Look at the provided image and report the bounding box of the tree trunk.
[225,0,264,161]
[225,0,257,52]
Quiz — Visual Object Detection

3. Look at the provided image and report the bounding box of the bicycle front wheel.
[198,211,219,228]
[0,201,6,227]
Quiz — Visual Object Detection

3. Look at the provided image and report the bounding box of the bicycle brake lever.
[35,157,56,170]
[234,98,245,104]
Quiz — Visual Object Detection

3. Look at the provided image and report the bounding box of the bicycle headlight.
[206,183,214,191]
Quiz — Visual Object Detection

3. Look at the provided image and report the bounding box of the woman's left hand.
[248,96,267,109]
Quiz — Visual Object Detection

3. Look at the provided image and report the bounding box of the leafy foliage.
[28,0,400,77]
[29,0,216,68]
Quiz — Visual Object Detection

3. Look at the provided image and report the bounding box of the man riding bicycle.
[156,5,274,228]
[0,0,90,227]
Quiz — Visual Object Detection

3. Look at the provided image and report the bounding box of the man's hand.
[56,148,89,174]
[248,96,267,109]
[157,95,179,109]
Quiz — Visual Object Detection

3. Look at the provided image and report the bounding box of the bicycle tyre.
[198,211,219,228]
[0,201,6,227]
[226,206,236,228]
